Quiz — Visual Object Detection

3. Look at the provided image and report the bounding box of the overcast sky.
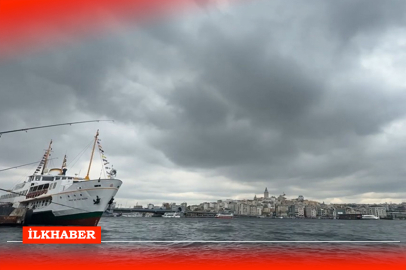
[1,0,406,206]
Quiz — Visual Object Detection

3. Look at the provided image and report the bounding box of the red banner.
[22,226,101,244]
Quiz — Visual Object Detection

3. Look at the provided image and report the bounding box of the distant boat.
[122,212,143,218]
[103,211,122,217]
[215,213,233,219]
[362,215,380,220]
[162,212,182,218]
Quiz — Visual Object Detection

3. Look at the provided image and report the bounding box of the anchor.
[93,196,100,205]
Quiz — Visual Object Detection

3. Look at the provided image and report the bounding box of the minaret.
[264,187,269,199]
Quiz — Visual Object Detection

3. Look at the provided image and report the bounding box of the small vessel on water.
[215,213,234,219]
[162,212,183,218]
[122,212,143,218]
[0,130,122,226]
[362,215,380,220]
[102,201,123,217]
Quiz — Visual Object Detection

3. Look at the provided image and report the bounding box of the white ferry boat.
[0,130,122,226]
[215,213,234,219]
[362,215,380,220]
[162,212,182,218]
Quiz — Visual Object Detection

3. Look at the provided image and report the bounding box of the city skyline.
[115,188,404,208]
[2,0,406,206]
[112,187,404,220]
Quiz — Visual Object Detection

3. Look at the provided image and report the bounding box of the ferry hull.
[16,179,122,226]
[28,210,103,226]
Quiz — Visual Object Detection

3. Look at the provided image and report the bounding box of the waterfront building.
[318,207,329,218]
[335,208,345,218]
[276,205,288,217]
[297,205,305,218]
[368,206,387,218]
[262,207,270,215]
[288,205,296,217]
[228,201,236,212]
[305,206,317,218]
[241,204,249,215]
[257,206,263,216]
[276,193,287,205]
[162,203,170,209]
[214,203,219,212]
[189,205,200,211]
[288,204,305,218]
[250,205,257,216]
[345,207,356,214]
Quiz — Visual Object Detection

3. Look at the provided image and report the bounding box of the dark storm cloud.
[325,0,406,41]
[1,0,406,204]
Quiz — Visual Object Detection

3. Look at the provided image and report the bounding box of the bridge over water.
[114,208,217,218]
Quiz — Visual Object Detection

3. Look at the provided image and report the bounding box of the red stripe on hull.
[55,216,101,226]
[28,211,103,226]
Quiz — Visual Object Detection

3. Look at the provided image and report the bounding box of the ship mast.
[85,130,99,180]
[41,140,53,175]
[61,155,67,169]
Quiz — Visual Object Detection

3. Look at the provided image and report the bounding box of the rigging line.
[0,120,114,136]
[69,139,94,170]
[99,153,104,179]
[0,188,18,194]
[97,143,106,179]
[0,158,58,172]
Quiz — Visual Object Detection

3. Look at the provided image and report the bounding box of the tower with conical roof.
[264,187,269,199]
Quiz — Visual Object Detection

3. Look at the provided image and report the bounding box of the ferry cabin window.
[42,176,54,181]
[28,176,33,182]
[44,184,49,189]
[35,176,41,181]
